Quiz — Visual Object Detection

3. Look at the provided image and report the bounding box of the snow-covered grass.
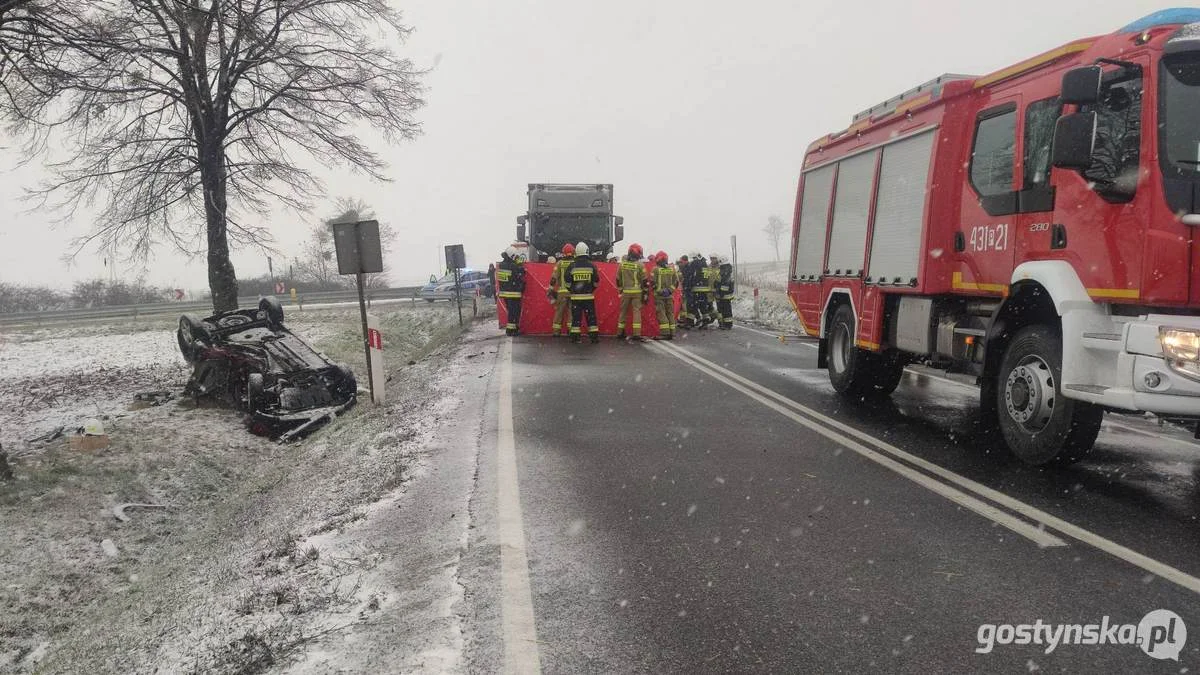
[728,262,803,334]
[733,288,803,334]
[0,303,477,672]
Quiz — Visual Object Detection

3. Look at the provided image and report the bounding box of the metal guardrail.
[0,286,423,327]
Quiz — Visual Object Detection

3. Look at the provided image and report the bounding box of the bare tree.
[12,0,423,311]
[763,215,787,262]
[0,0,63,114]
[295,197,395,289]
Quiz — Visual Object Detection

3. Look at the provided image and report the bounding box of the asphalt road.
[462,324,1200,673]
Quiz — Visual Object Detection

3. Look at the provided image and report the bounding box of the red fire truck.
[788,9,1200,465]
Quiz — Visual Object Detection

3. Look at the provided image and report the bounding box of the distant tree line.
[0,279,171,312]
[0,272,390,313]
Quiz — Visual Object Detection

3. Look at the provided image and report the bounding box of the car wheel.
[177,314,212,363]
[996,325,1102,466]
[332,365,358,399]
[260,296,284,325]
[246,373,266,412]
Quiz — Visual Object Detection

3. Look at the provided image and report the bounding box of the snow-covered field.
[0,302,481,672]
[731,261,803,334]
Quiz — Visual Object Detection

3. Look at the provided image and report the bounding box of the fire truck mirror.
[614,222,625,243]
[516,223,526,242]
[516,215,528,226]
[1061,65,1103,105]
[1052,112,1098,171]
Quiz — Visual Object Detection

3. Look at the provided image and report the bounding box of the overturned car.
[177,298,357,440]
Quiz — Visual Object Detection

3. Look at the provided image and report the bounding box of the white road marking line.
[658,341,1200,596]
[734,324,818,347]
[497,339,542,674]
[650,341,1065,549]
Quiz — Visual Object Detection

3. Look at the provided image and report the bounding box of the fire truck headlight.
[1160,327,1200,364]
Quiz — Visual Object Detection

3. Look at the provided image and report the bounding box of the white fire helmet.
[576,241,590,257]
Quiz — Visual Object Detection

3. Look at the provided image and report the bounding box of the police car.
[419,269,491,302]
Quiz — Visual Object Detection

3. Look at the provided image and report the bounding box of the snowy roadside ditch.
[0,303,486,673]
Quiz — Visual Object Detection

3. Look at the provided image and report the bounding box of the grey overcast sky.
[0,0,1182,290]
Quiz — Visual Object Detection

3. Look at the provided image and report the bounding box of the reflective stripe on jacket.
[551,256,574,295]
[567,258,599,300]
[716,264,735,299]
[653,265,679,296]
[497,259,525,298]
[616,259,646,295]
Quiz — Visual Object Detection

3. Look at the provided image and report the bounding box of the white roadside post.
[367,314,385,404]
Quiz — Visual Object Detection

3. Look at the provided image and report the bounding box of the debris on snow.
[99,539,119,558]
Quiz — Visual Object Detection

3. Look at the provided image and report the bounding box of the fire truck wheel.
[871,350,907,395]
[827,304,898,398]
[996,325,1102,466]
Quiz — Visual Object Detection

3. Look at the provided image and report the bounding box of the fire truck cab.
[788,9,1200,465]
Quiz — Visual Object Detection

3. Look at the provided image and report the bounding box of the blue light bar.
[1120,8,1200,33]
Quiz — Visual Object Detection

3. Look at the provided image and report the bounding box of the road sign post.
[445,244,466,327]
[731,235,738,284]
[332,219,385,404]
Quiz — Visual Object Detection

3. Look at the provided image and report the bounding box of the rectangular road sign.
[332,219,384,275]
[445,244,466,270]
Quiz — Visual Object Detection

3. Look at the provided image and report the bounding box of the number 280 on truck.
[788,9,1200,465]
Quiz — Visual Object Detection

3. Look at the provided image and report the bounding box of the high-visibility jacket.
[695,264,718,293]
[567,257,599,300]
[550,256,574,296]
[653,264,679,297]
[496,258,525,299]
[616,258,647,295]
[715,264,735,300]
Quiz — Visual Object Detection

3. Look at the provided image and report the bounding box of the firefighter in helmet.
[690,252,714,328]
[567,241,600,343]
[677,254,693,329]
[715,256,735,329]
[652,250,679,340]
[496,246,527,336]
[547,242,575,337]
[616,243,648,341]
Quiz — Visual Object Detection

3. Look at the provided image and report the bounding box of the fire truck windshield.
[532,214,611,253]
[1161,52,1200,176]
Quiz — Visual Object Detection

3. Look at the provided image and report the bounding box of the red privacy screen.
[495,262,681,337]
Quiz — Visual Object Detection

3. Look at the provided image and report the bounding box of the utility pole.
[730,235,738,283]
